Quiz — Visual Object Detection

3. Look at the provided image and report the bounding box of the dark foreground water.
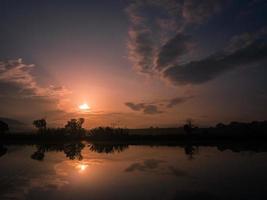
[0,142,267,200]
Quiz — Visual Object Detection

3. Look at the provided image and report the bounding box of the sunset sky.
[0,0,267,128]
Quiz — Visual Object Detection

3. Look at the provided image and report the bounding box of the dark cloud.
[225,28,267,53]
[166,96,194,108]
[182,0,222,23]
[126,1,158,74]
[125,102,162,114]
[157,33,193,69]
[126,0,223,75]
[163,41,267,85]
[125,102,144,111]
[128,28,155,73]
[143,104,162,114]
[125,95,193,114]
[126,0,183,74]
[126,1,267,87]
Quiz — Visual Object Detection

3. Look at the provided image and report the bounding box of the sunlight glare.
[77,164,88,172]
[79,103,90,111]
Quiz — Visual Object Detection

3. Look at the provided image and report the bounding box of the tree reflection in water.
[31,143,85,161]
[17,141,267,161]
[88,143,129,153]
[64,143,85,160]
[184,145,199,160]
[31,147,45,161]
[0,144,7,158]
[30,142,129,161]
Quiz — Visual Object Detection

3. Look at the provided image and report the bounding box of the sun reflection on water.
[76,163,88,173]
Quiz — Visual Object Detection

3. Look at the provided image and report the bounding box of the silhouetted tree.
[78,118,85,128]
[89,126,129,140]
[33,119,47,133]
[65,118,85,134]
[216,123,226,129]
[0,121,9,134]
[184,119,193,135]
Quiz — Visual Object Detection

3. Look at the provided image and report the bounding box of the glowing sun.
[79,103,90,110]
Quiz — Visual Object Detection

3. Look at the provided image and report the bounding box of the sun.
[79,103,90,111]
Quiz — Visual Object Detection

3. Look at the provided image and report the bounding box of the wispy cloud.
[0,59,71,119]
[125,95,193,114]
[166,96,194,108]
[0,59,36,93]
[0,59,71,98]
[125,102,162,114]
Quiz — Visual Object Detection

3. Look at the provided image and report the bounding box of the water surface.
[0,142,267,200]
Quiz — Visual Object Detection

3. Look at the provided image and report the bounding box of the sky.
[0,0,267,128]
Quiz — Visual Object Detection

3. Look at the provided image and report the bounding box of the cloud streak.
[125,102,162,114]
[0,59,36,93]
[156,33,193,69]
[166,96,194,108]
[125,95,193,114]
[0,59,71,119]
[163,40,267,85]
[0,59,70,98]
